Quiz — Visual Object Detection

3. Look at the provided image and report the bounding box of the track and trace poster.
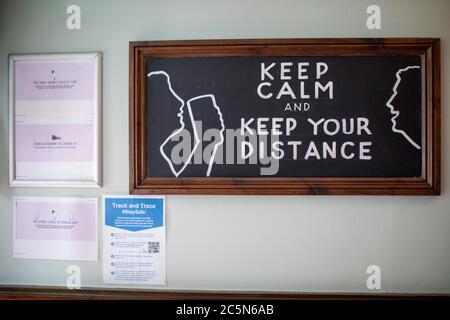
[103,196,166,285]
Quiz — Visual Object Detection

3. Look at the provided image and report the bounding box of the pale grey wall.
[0,0,449,293]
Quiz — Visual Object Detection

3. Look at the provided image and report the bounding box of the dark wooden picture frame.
[129,38,440,195]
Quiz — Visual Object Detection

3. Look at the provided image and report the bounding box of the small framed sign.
[9,52,102,188]
[129,39,440,195]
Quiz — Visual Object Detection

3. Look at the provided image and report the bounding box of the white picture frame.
[9,52,102,188]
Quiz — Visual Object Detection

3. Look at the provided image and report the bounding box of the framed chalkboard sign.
[129,38,440,195]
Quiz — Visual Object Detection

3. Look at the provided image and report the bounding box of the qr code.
[148,241,160,253]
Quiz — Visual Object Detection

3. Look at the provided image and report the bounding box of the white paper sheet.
[13,197,98,261]
[103,195,166,285]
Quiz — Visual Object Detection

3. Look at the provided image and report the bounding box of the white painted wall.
[0,0,449,293]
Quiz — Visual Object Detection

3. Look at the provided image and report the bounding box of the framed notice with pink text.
[9,53,102,187]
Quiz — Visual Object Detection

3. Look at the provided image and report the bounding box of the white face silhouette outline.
[148,71,225,177]
[385,66,421,150]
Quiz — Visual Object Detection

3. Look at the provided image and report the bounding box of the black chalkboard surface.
[147,55,422,178]
[130,39,440,195]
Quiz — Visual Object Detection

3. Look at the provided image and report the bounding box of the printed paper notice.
[103,196,166,285]
[14,59,98,181]
[13,197,98,261]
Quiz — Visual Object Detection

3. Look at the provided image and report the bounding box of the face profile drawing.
[147,71,225,177]
[148,71,193,177]
[385,65,421,150]
[185,94,225,177]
